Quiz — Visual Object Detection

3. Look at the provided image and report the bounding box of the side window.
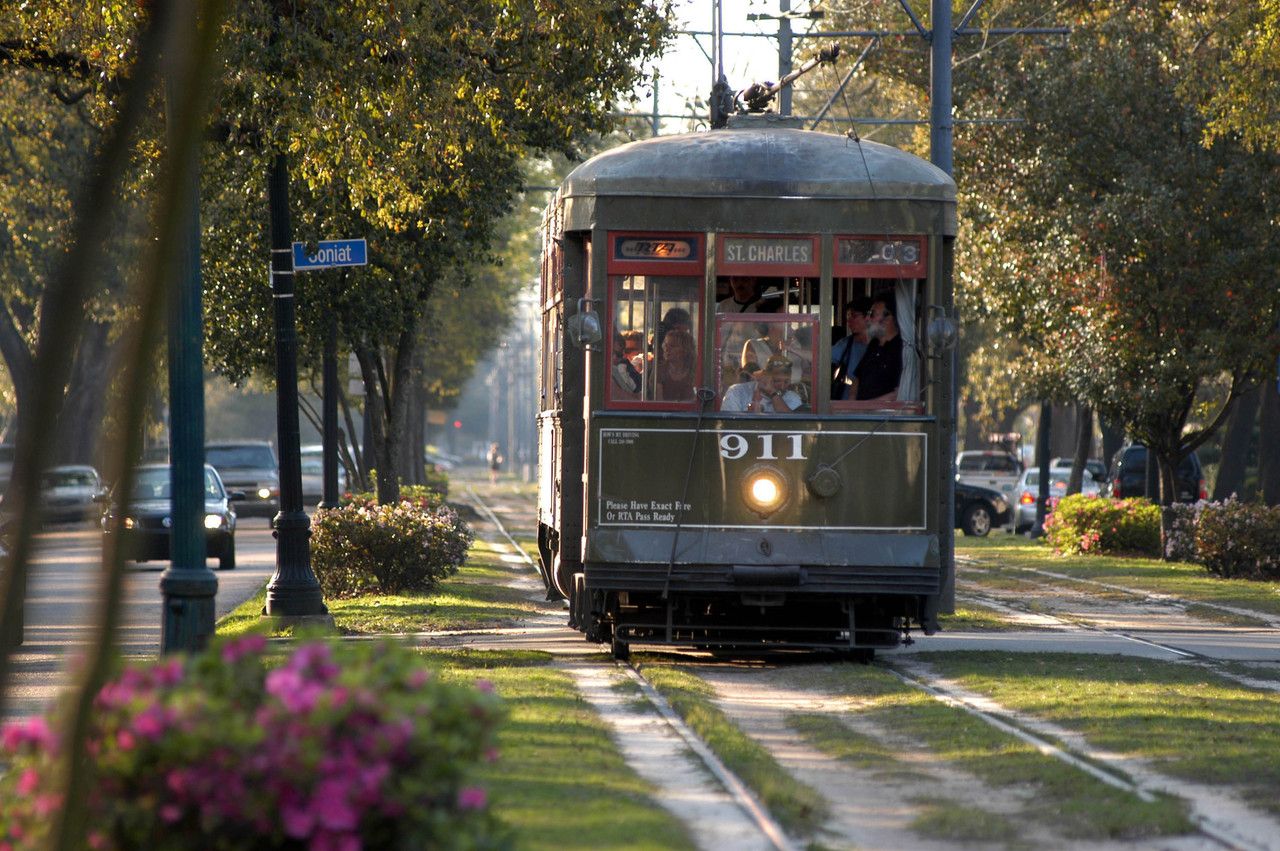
[987,455,1018,474]
[607,275,701,408]
[958,454,983,473]
[716,314,817,414]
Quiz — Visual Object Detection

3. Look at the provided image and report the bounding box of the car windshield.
[1025,470,1089,488]
[207,445,276,469]
[129,468,222,501]
[42,470,97,488]
[301,457,323,475]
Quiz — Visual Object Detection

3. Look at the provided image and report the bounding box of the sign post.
[292,240,367,508]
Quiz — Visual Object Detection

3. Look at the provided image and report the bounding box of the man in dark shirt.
[852,298,902,401]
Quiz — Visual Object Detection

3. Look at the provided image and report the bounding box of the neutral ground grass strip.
[639,663,829,836]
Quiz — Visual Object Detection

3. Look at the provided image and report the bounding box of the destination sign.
[614,237,697,262]
[722,237,813,266]
[837,238,922,267]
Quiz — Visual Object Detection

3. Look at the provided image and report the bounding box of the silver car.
[1014,468,1101,533]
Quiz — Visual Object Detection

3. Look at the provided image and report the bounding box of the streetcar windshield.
[608,275,702,408]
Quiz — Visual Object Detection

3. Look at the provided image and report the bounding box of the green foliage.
[1044,494,1161,557]
[1195,0,1280,152]
[311,498,473,597]
[0,637,506,850]
[1195,500,1280,580]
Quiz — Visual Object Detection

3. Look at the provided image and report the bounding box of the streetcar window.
[607,275,701,408]
[831,277,923,412]
[715,314,818,414]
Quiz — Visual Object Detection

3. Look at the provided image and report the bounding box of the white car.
[300,445,350,503]
[955,450,1023,497]
[1014,468,1101,533]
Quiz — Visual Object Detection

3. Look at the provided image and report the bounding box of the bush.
[311,500,473,597]
[1195,500,1280,580]
[1163,500,1207,562]
[1043,494,1161,557]
[0,638,507,851]
[341,484,445,511]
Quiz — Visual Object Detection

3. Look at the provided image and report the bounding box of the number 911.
[718,433,806,461]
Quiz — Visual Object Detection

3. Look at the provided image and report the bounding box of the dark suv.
[1105,445,1206,503]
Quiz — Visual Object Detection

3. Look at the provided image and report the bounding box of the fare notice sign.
[292,239,368,271]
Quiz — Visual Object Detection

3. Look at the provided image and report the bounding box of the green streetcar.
[536,114,958,660]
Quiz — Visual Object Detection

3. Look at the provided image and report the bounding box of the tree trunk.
[55,320,116,464]
[1155,448,1180,559]
[0,303,37,462]
[1050,403,1077,460]
[1100,416,1124,479]
[1212,382,1260,501]
[1261,380,1280,506]
[1065,404,1092,495]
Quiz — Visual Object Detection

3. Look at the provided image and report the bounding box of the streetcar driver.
[720,355,802,413]
[850,298,903,402]
[715,276,762,313]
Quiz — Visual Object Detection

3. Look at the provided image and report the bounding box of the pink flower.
[17,768,40,795]
[282,802,316,839]
[160,804,184,824]
[1,717,56,753]
[116,729,136,752]
[475,679,494,694]
[222,634,267,664]
[457,786,487,811]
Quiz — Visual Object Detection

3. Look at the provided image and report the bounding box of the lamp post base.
[259,612,337,634]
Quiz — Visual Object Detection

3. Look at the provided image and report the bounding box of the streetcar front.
[537,119,957,658]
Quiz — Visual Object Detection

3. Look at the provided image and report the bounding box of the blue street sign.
[292,238,367,271]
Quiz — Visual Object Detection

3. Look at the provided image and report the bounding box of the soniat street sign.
[292,239,367,271]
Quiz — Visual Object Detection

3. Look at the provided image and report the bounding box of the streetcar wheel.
[611,636,630,662]
[961,503,993,537]
[568,573,586,631]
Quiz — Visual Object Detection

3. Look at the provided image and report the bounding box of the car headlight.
[204,514,224,530]
[742,466,788,517]
[123,516,135,530]
[257,485,278,500]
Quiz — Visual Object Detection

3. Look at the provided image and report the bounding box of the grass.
[637,663,829,836]
[909,801,1023,846]
[796,663,1191,840]
[939,602,1026,632]
[216,536,542,637]
[787,712,930,783]
[917,651,1280,816]
[429,649,696,851]
[957,535,1280,618]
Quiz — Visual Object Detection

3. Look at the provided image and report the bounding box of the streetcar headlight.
[743,467,788,517]
[204,514,224,530]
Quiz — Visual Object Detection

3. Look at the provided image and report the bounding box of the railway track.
[462,482,1270,851]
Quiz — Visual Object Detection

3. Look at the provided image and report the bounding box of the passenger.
[656,307,692,352]
[621,329,645,363]
[851,298,903,402]
[715,276,762,313]
[831,297,871,400]
[612,332,642,399]
[655,328,696,401]
[721,355,802,413]
[741,324,811,386]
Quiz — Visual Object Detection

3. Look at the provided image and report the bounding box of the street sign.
[292,238,367,271]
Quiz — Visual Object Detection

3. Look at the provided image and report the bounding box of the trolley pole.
[778,0,793,116]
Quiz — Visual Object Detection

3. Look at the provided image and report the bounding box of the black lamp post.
[263,153,330,623]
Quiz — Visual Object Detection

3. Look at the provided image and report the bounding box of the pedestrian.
[487,442,503,483]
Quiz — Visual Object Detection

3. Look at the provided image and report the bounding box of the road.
[5,521,278,718]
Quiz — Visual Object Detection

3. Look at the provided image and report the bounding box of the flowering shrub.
[1163,500,1207,562]
[1195,500,1280,580]
[0,638,507,851]
[341,484,445,511]
[311,499,473,597]
[1043,494,1161,556]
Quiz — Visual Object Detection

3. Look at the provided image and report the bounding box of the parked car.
[101,464,242,570]
[955,481,1012,537]
[300,444,349,503]
[39,465,104,523]
[424,450,457,471]
[1049,456,1107,482]
[1104,444,1206,503]
[205,441,279,521]
[1014,468,1101,533]
[955,450,1023,497]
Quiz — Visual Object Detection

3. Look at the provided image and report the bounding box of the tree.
[953,2,1280,545]
[1195,0,1280,154]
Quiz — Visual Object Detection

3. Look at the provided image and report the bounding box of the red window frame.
[605,274,704,412]
[833,235,927,278]
[716,234,819,277]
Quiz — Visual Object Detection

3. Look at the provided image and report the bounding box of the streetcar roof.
[561,121,956,206]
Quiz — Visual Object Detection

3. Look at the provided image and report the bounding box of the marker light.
[123,517,135,530]
[204,514,224,530]
[743,467,788,517]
